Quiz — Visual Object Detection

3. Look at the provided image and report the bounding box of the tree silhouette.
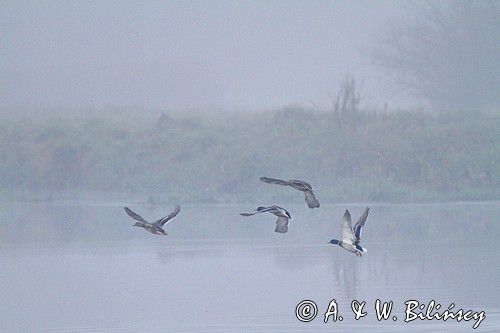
[372,1,499,111]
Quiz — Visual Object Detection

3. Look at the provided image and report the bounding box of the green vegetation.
[0,108,498,203]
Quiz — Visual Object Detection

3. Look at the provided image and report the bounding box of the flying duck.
[259,177,320,208]
[124,205,180,235]
[240,205,292,233]
[329,208,369,257]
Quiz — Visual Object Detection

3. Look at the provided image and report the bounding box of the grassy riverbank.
[1,108,498,203]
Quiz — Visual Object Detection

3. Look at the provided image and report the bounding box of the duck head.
[329,239,340,245]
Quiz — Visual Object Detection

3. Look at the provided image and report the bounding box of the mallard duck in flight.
[124,205,180,235]
[329,208,369,257]
[240,205,292,233]
[259,177,320,208]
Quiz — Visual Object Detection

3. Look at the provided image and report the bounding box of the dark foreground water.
[1,201,499,332]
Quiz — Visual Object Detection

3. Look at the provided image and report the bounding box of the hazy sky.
[1,1,413,112]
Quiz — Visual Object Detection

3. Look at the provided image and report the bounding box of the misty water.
[1,201,499,332]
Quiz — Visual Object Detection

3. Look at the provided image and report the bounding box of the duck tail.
[355,244,368,253]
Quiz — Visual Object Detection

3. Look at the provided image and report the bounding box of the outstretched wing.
[341,210,356,243]
[259,177,292,187]
[304,190,320,208]
[124,207,148,223]
[289,180,313,192]
[274,216,290,233]
[153,205,181,227]
[353,207,369,244]
[240,206,274,216]
[240,212,260,216]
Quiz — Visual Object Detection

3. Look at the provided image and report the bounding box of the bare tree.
[332,76,362,128]
[372,0,499,111]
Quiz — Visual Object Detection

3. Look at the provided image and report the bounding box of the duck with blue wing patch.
[329,208,369,257]
[240,205,292,233]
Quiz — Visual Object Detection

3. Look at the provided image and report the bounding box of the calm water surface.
[1,201,499,332]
